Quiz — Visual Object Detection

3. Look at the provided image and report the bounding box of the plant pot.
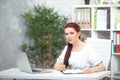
[85,0,90,4]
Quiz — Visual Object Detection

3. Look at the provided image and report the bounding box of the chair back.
[86,38,112,70]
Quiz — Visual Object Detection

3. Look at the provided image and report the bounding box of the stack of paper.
[63,69,83,74]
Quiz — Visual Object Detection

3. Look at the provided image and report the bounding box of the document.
[63,69,83,74]
[96,9,107,30]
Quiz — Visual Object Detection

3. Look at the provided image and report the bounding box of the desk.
[0,68,110,80]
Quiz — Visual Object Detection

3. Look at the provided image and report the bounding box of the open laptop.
[15,52,52,73]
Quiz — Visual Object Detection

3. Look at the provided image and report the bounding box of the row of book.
[113,31,120,53]
[74,8,120,30]
[74,8,109,30]
[74,8,91,29]
[94,8,120,30]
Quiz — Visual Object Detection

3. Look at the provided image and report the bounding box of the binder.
[85,8,91,29]
[116,32,120,53]
[116,45,120,53]
[113,32,116,53]
[96,9,107,30]
[75,8,91,29]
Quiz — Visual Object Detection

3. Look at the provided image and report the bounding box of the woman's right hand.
[54,60,66,71]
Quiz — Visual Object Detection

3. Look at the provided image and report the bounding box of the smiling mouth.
[68,39,72,42]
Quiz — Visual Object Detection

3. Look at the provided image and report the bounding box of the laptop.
[15,52,52,73]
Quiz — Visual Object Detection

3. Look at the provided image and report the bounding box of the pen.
[59,58,63,64]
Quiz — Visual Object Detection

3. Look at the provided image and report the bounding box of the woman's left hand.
[82,68,95,74]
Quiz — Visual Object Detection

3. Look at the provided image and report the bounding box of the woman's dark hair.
[63,22,81,67]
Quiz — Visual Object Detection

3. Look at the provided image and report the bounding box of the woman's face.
[64,27,80,44]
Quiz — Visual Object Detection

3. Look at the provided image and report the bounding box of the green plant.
[21,5,68,68]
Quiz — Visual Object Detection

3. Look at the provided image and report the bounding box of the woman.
[54,22,105,74]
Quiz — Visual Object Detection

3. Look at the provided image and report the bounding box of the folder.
[116,45,120,53]
[116,32,120,53]
[113,32,116,53]
[75,8,91,29]
[96,9,107,30]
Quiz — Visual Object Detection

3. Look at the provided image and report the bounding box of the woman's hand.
[83,62,105,74]
[54,59,66,71]
[82,68,95,74]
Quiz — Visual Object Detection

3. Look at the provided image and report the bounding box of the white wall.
[0,0,45,71]
[46,0,84,21]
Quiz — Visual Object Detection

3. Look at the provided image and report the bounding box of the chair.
[86,38,112,80]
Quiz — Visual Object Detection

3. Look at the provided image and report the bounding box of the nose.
[66,34,72,39]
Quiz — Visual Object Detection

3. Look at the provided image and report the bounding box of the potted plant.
[21,5,68,68]
[84,0,90,4]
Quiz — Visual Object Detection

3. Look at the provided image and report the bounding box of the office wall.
[0,0,45,71]
[0,0,90,72]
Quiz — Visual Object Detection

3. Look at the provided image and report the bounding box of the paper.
[63,69,83,74]
[96,9,107,30]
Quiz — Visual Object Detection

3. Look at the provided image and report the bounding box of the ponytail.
[64,43,72,67]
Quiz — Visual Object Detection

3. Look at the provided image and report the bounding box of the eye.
[70,32,74,34]
[64,33,68,36]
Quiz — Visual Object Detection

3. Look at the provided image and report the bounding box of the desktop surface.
[0,68,110,80]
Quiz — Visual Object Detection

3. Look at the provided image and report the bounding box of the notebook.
[63,69,83,74]
[15,52,52,73]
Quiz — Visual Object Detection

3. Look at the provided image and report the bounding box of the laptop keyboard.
[32,68,52,73]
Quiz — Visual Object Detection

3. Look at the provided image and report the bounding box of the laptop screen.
[15,52,33,73]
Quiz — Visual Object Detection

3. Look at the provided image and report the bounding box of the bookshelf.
[72,4,120,80]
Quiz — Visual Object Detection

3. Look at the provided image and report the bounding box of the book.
[113,31,116,53]
[94,9,97,29]
[116,31,120,53]
[115,9,120,29]
[96,9,107,30]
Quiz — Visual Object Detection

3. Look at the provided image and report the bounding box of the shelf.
[72,5,120,80]
[80,29,111,31]
[112,30,120,31]
[92,29,111,31]
[112,53,120,56]
[73,4,120,8]
[81,29,91,31]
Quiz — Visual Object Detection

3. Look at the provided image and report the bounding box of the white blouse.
[58,44,103,69]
